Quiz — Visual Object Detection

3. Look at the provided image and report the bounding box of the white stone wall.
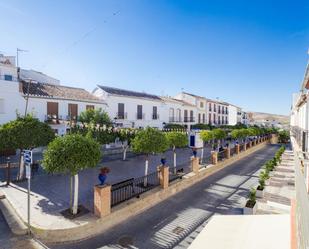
[228,105,237,125]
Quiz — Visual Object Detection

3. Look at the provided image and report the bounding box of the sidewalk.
[257,148,295,214]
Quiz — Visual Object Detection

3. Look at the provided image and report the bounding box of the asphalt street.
[50,144,278,249]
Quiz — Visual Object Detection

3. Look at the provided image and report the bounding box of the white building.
[93,85,165,129]
[174,92,206,125]
[0,54,106,135]
[290,60,309,151]
[228,104,238,125]
[161,96,197,129]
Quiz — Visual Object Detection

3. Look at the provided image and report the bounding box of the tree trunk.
[123,145,128,161]
[200,146,204,164]
[143,156,149,187]
[17,150,24,180]
[173,146,177,174]
[70,176,73,212]
[72,174,79,215]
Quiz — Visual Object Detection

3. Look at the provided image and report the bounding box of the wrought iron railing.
[111,171,160,207]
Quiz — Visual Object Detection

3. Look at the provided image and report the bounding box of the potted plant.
[243,188,257,215]
[256,171,267,198]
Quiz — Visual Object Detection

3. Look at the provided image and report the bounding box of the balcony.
[116,112,127,120]
[169,116,183,123]
[184,116,195,123]
[152,114,160,120]
[45,114,61,124]
[136,113,145,120]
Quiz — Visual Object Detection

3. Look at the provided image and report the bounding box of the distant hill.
[248,112,290,125]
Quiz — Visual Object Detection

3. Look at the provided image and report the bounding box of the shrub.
[246,188,256,208]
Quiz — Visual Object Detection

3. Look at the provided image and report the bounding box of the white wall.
[228,105,237,125]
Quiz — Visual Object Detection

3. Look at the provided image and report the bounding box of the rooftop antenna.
[16,48,29,68]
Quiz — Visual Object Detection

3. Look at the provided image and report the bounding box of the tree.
[78,108,111,127]
[0,115,55,180]
[278,130,289,143]
[200,130,214,163]
[117,128,137,160]
[132,127,169,186]
[212,129,226,150]
[42,134,101,215]
[165,131,188,173]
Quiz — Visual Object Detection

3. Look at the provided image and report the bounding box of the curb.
[0,194,28,235]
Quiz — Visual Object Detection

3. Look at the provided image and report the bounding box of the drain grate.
[118,236,134,248]
[172,226,185,235]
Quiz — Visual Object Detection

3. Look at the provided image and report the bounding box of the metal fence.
[169,165,187,183]
[111,171,160,207]
[218,150,225,161]
[230,147,236,157]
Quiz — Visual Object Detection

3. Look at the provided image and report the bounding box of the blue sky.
[1,0,308,115]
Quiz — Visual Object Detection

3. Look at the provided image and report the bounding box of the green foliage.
[200,130,214,142]
[247,127,258,136]
[116,128,137,145]
[278,130,289,143]
[78,108,111,126]
[132,127,169,155]
[165,132,188,149]
[164,123,186,129]
[248,188,256,203]
[191,123,214,130]
[70,126,117,145]
[0,115,55,151]
[42,134,101,176]
[212,128,226,140]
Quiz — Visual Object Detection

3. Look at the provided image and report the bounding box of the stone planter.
[256,188,264,198]
[243,201,257,215]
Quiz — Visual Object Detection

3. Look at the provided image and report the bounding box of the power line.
[41,9,121,70]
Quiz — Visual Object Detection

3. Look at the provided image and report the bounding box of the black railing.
[116,112,127,120]
[152,114,159,120]
[169,165,186,183]
[136,113,145,120]
[184,117,195,123]
[218,150,225,161]
[111,171,160,207]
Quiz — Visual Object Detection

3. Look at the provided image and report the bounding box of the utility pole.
[24,79,31,117]
[16,48,28,68]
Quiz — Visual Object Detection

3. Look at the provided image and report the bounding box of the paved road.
[0,209,42,249]
[51,144,278,249]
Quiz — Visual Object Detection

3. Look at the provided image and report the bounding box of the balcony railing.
[116,112,127,120]
[152,114,159,120]
[45,114,61,124]
[184,117,195,123]
[136,113,145,120]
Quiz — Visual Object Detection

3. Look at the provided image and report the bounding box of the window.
[190,110,194,122]
[68,103,78,120]
[152,106,158,120]
[176,108,181,122]
[0,99,4,113]
[200,102,204,108]
[184,110,188,122]
[117,103,125,119]
[213,114,216,124]
[198,113,201,123]
[202,113,205,123]
[137,105,143,119]
[208,113,211,124]
[169,108,175,122]
[214,105,217,112]
[209,103,212,111]
[47,102,59,123]
[4,75,13,81]
[86,105,94,110]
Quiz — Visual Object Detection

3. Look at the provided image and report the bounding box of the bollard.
[224,148,230,159]
[94,184,111,218]
[211,151,218,165]
[159,165,169,189]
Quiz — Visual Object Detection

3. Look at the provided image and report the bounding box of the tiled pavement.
[257,149,296,214]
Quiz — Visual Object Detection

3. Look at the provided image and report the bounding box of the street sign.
[23,150,32,164]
